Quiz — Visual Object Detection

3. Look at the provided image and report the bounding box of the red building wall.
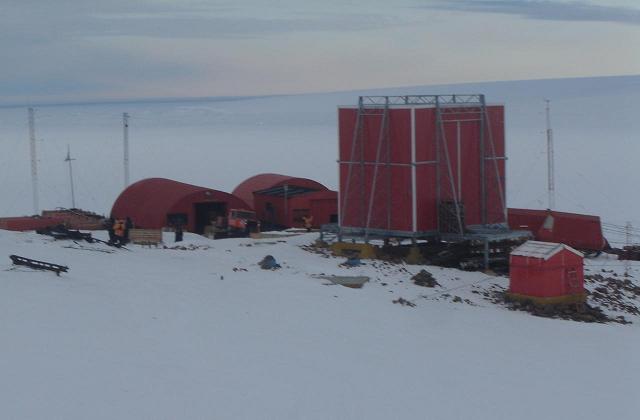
[338,104,505,234]
[253,194,287,228]
[509,251,584,298]
[288,191,338,228]
[41,210,105,230]
[233,174,328,209]
[0,216,63,231]
[253,190,338,229]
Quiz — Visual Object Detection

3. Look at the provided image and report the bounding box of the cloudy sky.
[2,0,639,105]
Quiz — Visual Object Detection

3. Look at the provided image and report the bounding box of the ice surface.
[0,229,638,419]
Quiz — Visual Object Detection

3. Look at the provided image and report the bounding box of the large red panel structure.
[508,208,607,252]
[509,241,585,301]
[111,178,250,233]
[338,95,506,239]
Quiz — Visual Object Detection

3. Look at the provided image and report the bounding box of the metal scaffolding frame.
[339,94,507,242]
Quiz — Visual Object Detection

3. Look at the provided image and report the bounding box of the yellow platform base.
[505,292,587,306]
[405,246,425,265]
[331,242,377,259]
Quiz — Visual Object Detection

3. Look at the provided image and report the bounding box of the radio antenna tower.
[123,112,130,188]
[28,107,40,215]
[545,99,555,210]
[64,145,76,209]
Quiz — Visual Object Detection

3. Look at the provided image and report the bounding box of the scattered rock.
[258,255,281,270]
[393,297,416,307]
[585,274,640,317]
[340,257,362,268]
[499,290,622,323]
[412,269,440,288]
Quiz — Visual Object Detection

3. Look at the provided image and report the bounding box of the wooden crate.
[129,229,163,246]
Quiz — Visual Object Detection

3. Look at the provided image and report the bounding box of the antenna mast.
[123,112,130,188]
[545,99,555,210]
[28,107,40,215]
[64,145,76,208]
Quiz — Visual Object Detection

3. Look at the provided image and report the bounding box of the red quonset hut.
[232,173,337,229]
[508,208,607,254]
[111,178,250,233]
[338,95,506,239]
[509,241,585,304]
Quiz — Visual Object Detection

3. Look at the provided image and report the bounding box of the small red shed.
[509,241,585,304]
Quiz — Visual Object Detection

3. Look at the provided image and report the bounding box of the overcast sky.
[2,0,639,105]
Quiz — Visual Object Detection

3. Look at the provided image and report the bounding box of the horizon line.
[1,73,637,109]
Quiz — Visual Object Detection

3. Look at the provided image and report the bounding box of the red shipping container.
[508,208,606,252]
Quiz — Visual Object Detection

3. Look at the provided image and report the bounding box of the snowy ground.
[1,229,638,419]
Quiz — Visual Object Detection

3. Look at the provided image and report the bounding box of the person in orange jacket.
[113,219,125,245]
[302,215,314,232]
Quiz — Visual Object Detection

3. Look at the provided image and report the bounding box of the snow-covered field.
[1,229,638,419]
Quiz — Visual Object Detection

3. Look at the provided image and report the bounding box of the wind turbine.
[64,145,76,209]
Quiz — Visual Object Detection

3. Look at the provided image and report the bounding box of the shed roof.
[511,240,583,260]
[232,173,328,208]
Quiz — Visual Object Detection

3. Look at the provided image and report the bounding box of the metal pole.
[123,112,130,188]
[284,184,288,225]
[340,98,363,230]
[545,100,555,210]
[411,107,417,233]
[64,145,76,208]
[484,107,507,222]
[28,108,39,215]
[484,238,490,270]
[386,102,392,230]
[365,101,388,240]
[456,120,461,202]
[479,95,487,224]
[625,221,631,277]
[435,97,442,233]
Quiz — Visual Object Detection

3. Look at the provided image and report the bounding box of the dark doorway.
[265,202,275,224]
[167,213,188,227]
[194,202,227,233]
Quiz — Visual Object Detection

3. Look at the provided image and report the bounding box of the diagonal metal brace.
[9,255,69,276]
